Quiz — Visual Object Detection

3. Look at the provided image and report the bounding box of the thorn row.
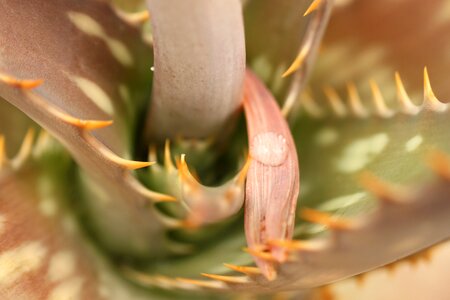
[0,73,176,209]
[282,0,328,77]
[383,246,435,275]
[125,151,450,292]
[148,139,250,227]
[281,0,333,115]
[296,68,448,119]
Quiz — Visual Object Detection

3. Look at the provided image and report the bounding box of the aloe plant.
[1,0,450,299]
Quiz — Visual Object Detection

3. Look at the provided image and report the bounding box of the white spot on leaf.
[39,198,58,217]
[315,127,338,146]
[48,277,83,300]
[335,133,389,173]
[73,76,114,115]
[106,39,134,67]
[405,135,423,153]
[118,84,131,106]
[319,192,367,211]
[48,250,76,282]
[62,216,78,234]
[0,241,47,287]
[68,12,134,67]
[68,12,103,36]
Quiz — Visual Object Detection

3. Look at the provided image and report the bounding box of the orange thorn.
[34,130,50,155]
[359,172,400,203]
[126,10,150,24]
[120,159,154,170]
[304,0,323,16]
[323,85,347,117]
[282,45,309,78]
[423,67,447,111]
[200,273,248,284]
[178,218,202,230]
[125,173,177,203]
[300,208,353,230]
[88,135,156,170]
[88,137,155,170]
[369,79,394,118]
[394,72,419,115]
[71,119,113,130]
[420,248,433,263]
[150,208,186,228]
[13,128,35,166]
[384,262,398,274]
[424,67,436,100]
[243,247,278,262]
[175,277,224,289]
[346,81,368,118]
[267,239,320,251]
[319,285,335,300]
[152,193,177,203]
[148,144,158,162]
[301,90,325,118]
[177,154,201,192]
[164,139,175,171]
[407,253,421,267]
[237,155,252,185]
[355,273,366,286]
[223,263,262,276]
[427,150,450,180]
[0,73,43,89]
[54,109,113,131]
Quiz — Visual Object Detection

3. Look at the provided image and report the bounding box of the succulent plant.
[1,0,450,299]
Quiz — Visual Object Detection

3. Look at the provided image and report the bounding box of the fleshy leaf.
[0,0,152,154]
[146,71,450,293]
[328,242,450,300]
[0,0,174,258]
[0,168,102,299]
[0,140,222,300]
[145,0,246,139]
